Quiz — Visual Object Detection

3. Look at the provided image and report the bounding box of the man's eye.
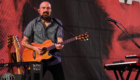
[47,8,51,9]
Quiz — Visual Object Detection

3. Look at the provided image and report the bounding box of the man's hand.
[22,36,44,55]
[56,37,64,50]
[55,43,64,50]
[33,46,43,55]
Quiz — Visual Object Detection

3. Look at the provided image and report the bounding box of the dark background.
[23,0,112,80]
[0,0,139,80]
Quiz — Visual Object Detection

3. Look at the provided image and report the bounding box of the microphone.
[107,18,120,24]
[125,55,140,58]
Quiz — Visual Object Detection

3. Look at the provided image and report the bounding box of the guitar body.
[22,39,53,62]
[22,32,89,62]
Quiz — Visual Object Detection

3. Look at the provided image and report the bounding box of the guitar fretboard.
[47,37,76,51]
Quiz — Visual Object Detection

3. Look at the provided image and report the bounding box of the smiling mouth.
[43,13,49,16]
[44,13,48,14]
[43,12,49,14]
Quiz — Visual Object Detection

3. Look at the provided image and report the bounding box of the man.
[96,0,140,79]
[21,1,65,80]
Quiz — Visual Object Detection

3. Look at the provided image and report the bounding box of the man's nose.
[44,8,49,11]
[44,9,48,11]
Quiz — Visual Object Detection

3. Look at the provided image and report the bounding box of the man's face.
[39,2,52,19]
[97,0,140,79]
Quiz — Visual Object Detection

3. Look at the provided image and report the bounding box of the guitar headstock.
[13,35,20,49]
[7,35,13,49]
[76,32,89,41]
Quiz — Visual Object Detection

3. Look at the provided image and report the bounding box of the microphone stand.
[52,18,75,37]
[115,23,140,60]
[115,23,140,80]
[115,23,140,48]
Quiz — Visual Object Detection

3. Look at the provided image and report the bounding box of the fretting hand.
[55,43,64,50]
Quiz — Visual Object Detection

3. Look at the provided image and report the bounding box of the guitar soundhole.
[41,47,47,55]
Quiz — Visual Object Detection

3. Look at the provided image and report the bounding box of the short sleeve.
[57,26,64,38]
[23,21,34,38]
[55,18,63,38]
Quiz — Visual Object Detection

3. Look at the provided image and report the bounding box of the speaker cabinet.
[30,62,43,80]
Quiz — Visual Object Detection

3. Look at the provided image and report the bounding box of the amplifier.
[30,62,43,80]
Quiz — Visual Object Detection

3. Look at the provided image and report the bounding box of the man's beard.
[40,12,51,22]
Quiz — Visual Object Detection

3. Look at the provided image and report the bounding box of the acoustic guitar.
[22,32,89,62]
[13,35,22,74]
[7,35,14,74]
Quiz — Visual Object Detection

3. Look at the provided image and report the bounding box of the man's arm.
[55,37,64,50]
[21,36,42,54]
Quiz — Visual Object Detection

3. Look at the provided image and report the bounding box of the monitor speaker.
[30,62,43,80]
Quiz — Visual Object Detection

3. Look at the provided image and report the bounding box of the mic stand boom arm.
[53,18,75,37]
[115,23,140,48]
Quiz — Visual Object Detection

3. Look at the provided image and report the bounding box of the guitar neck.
[8,48,12,63]
[61,37,76,45]
[47,37,76,51]
[15,49,20,62]
[15,49,22,74]
[8,48,14,74]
